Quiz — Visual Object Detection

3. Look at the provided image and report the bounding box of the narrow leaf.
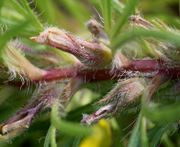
[142,102,180,123]
[112,28,180,50]
[100,0,112,32]
[0,20,29,50]
[111,0,138,38]
[51,104,92,137]
[128,114,141,147]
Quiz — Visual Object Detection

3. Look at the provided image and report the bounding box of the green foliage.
[111,0,138,39]
[51,104,92,137]
[112,28,180,49]
[0,21,29,50]
[99,0,112,32]
[0,0,179,147]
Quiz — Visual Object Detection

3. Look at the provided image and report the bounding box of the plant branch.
[36,60,180,82]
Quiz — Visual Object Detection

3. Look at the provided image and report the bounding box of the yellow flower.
[80,119,112,147]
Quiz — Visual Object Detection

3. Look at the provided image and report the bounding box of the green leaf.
[50,126,57,147]
[100,0,112,32]
[0,20,29,50]
[140,117,149,147]
[0,0,5,16]
[111,0,138,38]
[128,114,141,147]
[51,103,92,137]
[36,0,59,24]
[162,133,175,147]
[8,0,27,16]
[19,0,43,31]
[112,0,124,14]
[58,0,90,24]
[112,28,180,50]
[2,0,43,33]
[148,124,171,147]
[44,126,51,147]
[142,102,180,123]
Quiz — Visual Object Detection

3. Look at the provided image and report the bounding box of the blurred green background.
[0,0,179,147]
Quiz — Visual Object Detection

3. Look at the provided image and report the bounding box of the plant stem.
[37,60,180,82]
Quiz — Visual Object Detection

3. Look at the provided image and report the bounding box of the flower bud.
[31,27,112,68]
[82,78,145,124]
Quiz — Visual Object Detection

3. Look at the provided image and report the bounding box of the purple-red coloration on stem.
[37,60,180,82]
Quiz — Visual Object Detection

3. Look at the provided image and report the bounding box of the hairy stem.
[37,60,180,82]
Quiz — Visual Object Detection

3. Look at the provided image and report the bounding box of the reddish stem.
[37,60,180,82]
[128,59,160,72]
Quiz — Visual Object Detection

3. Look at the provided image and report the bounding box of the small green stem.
[140,117,149,147]
[51,104,92,137]
[44,126,51,147]
[50,126,57,147]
